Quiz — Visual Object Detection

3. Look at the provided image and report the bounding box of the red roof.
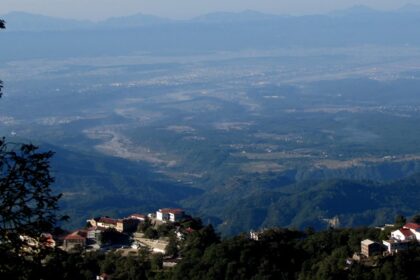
[64,231,87,241]
[98,217,118,225]
[404,223,420,230]
[159,208,184,214]
[185,227,196,234]
[399,228,414,238]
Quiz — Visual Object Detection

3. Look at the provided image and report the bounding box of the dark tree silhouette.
[0,140,62,244]
[411,214,420,224]
[0,140,66,279]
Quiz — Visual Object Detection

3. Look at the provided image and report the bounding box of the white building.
[383,222,420,254]
[383,239,411,254]
[402,223,420,240]
[391,228,416,241]
[156,208,185,222]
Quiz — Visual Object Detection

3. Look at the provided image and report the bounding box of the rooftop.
[399,228,414,237]
[64,230,87,241]
[361,239,375,246]
[98,217,118,225]
[403,223,420,230]
[130,213,146,219]
[158,208,184,214]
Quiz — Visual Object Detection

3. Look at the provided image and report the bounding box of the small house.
[361,239,383,257]
[391,228,416,241]
[63,230,87,251]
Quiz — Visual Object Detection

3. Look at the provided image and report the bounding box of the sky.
[1,0,420,20]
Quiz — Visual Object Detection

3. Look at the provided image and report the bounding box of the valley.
[2,46,420,234]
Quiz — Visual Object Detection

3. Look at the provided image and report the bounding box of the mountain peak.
[0,11,92,31]
[100,13,172,27]
[192,10,282,23]
[329,5,381,16]
[398,3,420,13]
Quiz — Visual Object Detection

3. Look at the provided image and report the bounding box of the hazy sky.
[1,0,420,20]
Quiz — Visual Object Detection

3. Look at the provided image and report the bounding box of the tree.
[151,253,163,271]
[0,18,64,247]
[0,140,67,279]
[99,228,128,245]
[395,214,406,227]
[411,214,420,224]
[165,235,179,257]
[0,140,63,244]
[137,218,152,233]
[144,227,159,239]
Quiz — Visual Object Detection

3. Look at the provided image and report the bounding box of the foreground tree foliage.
[0,140,67,279]
[0,141,62,239]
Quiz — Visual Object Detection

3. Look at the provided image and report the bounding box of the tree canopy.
[0,141,63,241]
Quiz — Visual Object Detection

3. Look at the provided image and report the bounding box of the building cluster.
[52,208,188,252]
[360,222,420,258]
[62,213,146,251]
[249,229,267,241]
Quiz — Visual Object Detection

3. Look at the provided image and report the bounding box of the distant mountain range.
[0,11,172,31]
[2,4,420,31]
[3,4,420,61]
[191,10,287,23]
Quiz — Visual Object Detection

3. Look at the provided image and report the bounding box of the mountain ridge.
[3,5,420,31]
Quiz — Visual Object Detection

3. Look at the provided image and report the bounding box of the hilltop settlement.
[7,211,420,279]
[59,208,195,258]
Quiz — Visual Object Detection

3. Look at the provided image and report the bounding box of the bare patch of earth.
[114,108,163,125]
[241,161,285,173]
[165,125,195,134]
[234,151,313,161]
[183,136,206,141]
[0,116,18,125]
[84,126,177,167]
[315,154,420,170]
[214,122,254,131]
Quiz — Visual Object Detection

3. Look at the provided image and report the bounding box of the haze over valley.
[2,6,420,234]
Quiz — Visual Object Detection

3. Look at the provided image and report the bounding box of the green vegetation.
[0,140,67,279]
[8,224,420,280]
[99,229,129,245]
